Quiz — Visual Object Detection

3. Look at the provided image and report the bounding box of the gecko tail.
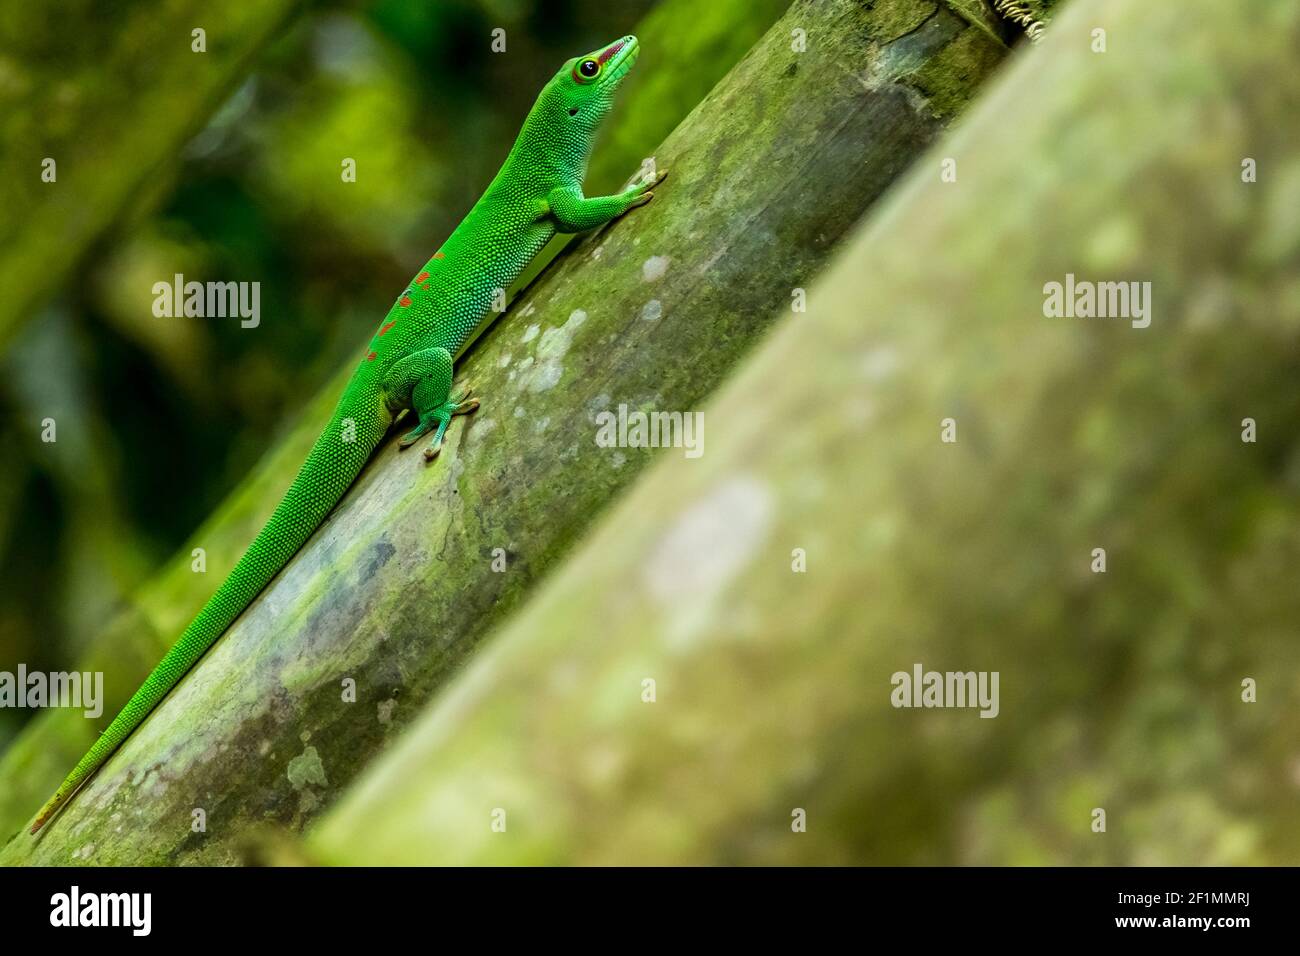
[29,396,387,837]
[31,767,93,833]
[30,787,70,833]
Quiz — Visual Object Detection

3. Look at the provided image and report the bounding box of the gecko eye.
[578,58,599,78]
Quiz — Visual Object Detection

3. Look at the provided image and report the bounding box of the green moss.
[905,16,1010,118]
[862,0,942,43]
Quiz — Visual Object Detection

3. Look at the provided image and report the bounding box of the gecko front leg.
[544,169,668,233]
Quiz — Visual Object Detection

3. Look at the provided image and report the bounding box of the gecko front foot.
[627,168,668,210]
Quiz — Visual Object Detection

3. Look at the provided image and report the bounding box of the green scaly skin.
[31,35,664,834]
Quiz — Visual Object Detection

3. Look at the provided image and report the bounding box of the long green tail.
[31,393,385,832]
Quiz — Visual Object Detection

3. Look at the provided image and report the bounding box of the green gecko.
[31,34,664,834]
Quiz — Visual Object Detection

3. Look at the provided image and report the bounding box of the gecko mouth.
[597,36,639,88]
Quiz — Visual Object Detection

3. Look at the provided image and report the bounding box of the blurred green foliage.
[0,0,663,746]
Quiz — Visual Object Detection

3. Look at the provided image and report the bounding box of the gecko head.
[542,35,639,136]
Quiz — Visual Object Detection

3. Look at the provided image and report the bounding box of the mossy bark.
[307,0,1300,865]
[2,0,1006,863]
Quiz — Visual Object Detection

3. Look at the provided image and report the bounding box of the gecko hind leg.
[382,348,451,449]
[383,347,480,459]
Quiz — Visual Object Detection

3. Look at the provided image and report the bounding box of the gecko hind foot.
[447,387,478,416]
[418,389,481,464]
[398,419,434,449]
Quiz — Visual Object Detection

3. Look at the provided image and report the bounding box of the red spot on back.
[399,295,412,308]
[378,321,395,336]
[416,271,430,287]
[433,251,445,260]
[366,351,377,362]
